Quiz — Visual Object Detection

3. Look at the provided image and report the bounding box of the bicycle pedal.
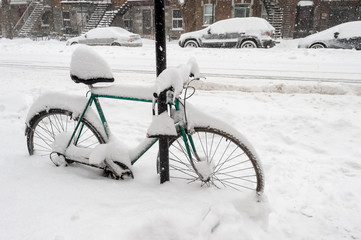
[50,152,67,167]
[104,160,134,180]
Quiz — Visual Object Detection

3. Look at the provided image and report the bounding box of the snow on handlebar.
[154,58,200,99]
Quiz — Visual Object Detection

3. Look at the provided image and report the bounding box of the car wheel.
[111,42,121,46]
[240,40,257,48]
[184,40,199,48]
[310,43,326,49]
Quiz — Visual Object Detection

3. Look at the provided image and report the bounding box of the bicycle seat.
[71,74,114,85]
[70,45,115,85]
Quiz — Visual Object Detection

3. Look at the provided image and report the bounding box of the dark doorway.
[294,3,314,38]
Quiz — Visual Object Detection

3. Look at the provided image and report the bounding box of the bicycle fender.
[25,92,107,139]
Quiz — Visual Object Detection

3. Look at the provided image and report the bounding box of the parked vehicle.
[178,17,276,49]
[298,21,361,50]
[66,27,142,47]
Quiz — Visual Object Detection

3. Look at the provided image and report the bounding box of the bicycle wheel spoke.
[33,130,55,144]
[54,114,65,131]
[215,159,251,174]
[34,131,53,149]
[214,140,231,170]
[48,115,61,133]
[170,164,198,178]
[37,121,56,139]
[76,131,95,145]
[175,139,191,161]
[214,144,239,173]
[218,179,255,191]
[210,135,223,163]
[216,173,257,183]
[34,143,52,151]
[208,133,215,162]
[169,155,193,170]
[216,167,254,176]
[170,176,199,182]
[197,132,208,160]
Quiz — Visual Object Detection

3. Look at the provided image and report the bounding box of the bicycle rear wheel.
[26,108,105,157]
[168,127,264,193]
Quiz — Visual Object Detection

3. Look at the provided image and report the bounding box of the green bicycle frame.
[67,92,197,165]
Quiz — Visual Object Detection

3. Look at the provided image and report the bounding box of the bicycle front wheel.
[168,127,264,193]
[26,108,105,157]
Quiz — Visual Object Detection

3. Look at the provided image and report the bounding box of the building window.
[204,4,215,26]
[172,9,183,29]
[123,19,131,31]
[235,4,250,18]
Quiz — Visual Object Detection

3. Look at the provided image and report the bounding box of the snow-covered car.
[178,17,276,48]
[66,27,142,47]
[298,21,361,50]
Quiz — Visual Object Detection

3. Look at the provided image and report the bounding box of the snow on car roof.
[302,21,361,42]
[86,27,132,38]
[209,17,275,34]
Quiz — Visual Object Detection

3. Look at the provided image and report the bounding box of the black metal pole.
[154,0,169,183]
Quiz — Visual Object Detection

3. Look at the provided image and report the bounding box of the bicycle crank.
[104,160,134,180]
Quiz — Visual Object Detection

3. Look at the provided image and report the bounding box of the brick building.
[280,0,361,38]
[1,0,360,39]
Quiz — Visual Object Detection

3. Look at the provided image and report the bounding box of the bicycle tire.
[26,108,105,157]
[167,127,264,193]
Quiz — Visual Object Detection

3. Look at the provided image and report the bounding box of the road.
[1,60,360,84]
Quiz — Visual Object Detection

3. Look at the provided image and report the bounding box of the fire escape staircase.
[82,3,110,33]
[98,1,132,28]
[263,0,283,39]
[13,0,44,37]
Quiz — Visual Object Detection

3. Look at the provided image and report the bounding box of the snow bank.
[1,38,361,240]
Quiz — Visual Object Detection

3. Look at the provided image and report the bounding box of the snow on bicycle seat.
[70,45,114,85]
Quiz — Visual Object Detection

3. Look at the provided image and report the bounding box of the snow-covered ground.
[0,38,361,240]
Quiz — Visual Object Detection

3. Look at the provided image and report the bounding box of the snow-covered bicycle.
[25,46,264,194]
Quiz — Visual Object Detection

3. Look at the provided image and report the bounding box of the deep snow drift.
[0,38,360,240]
